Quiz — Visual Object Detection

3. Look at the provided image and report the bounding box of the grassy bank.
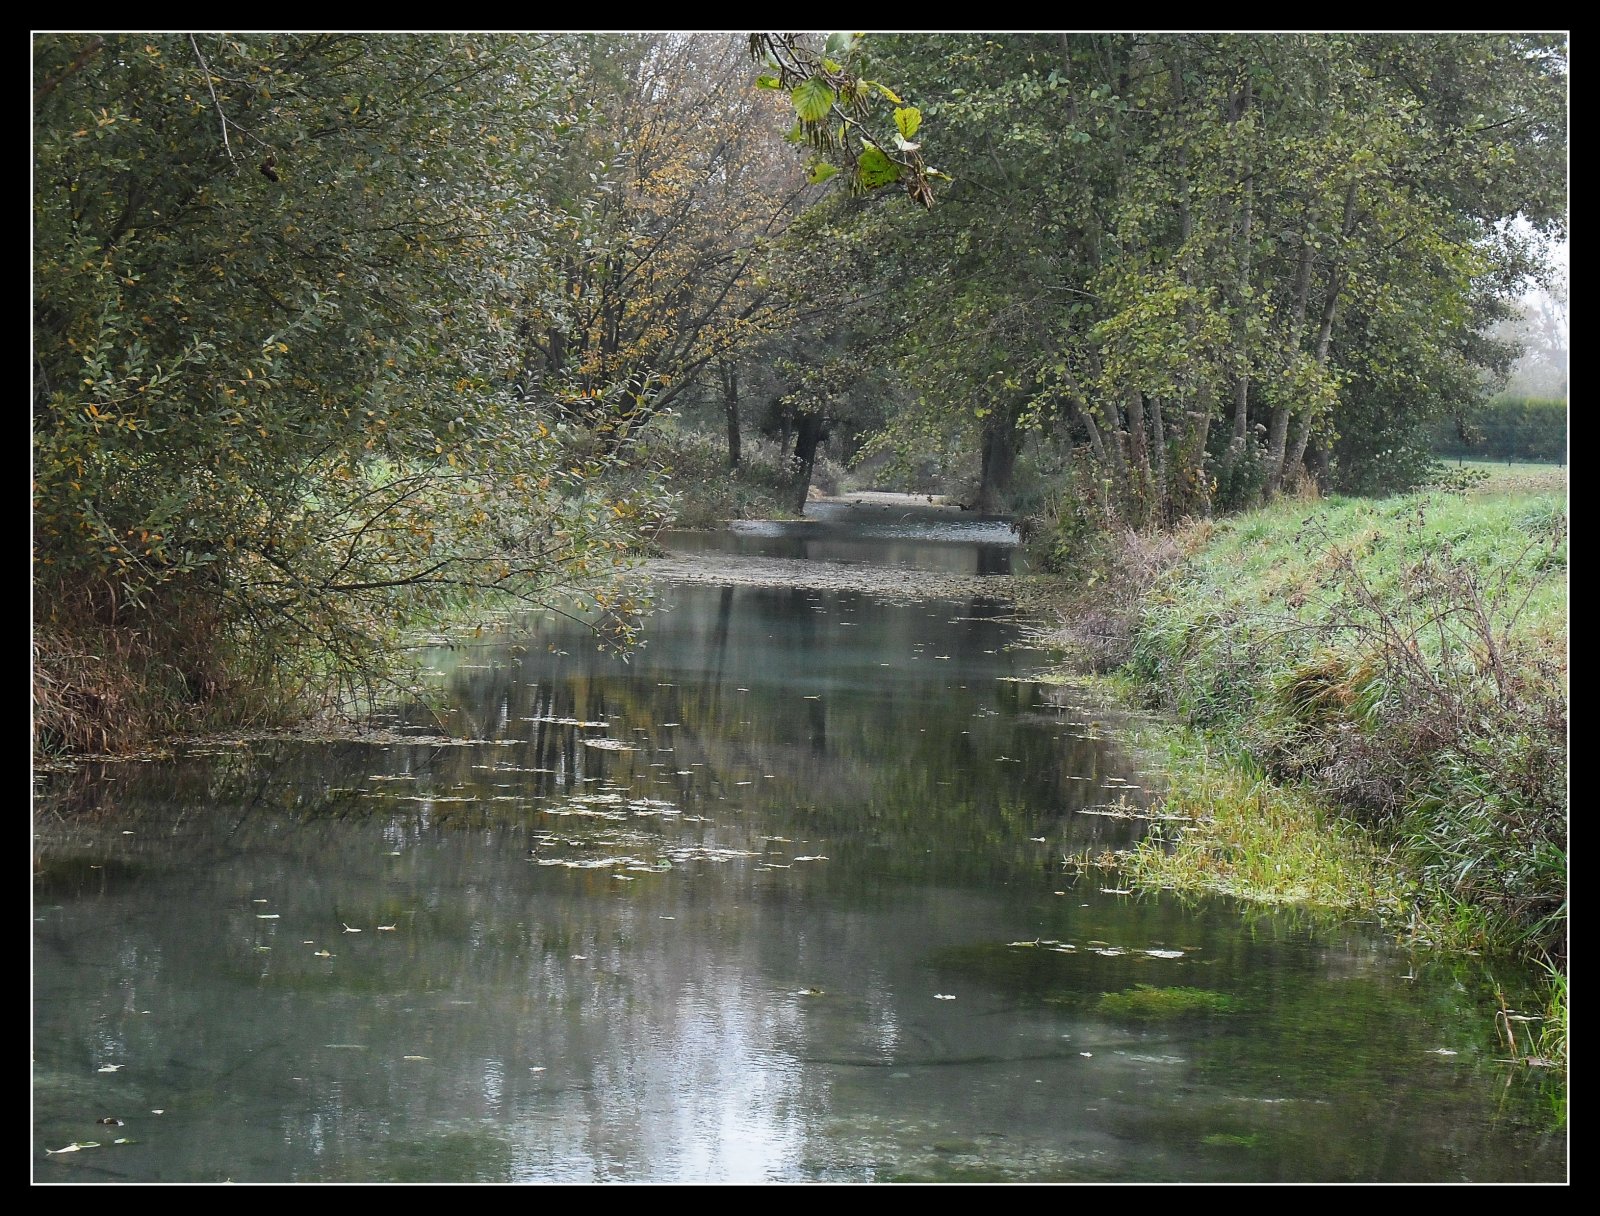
[1041,477,1567,1063]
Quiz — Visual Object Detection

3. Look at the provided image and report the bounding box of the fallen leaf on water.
[934,993,956,1001]
[313,950,334,958]
[97,1065,123,1073]
[376,924,398,932]
[46,1141,101,1154]
[256,913,280,919]
[529,1066,547,1073]
[403,1055,430,1061]
[341,923,362,933]
[96,1117,123,1126]
[1428,1048,1459,1056]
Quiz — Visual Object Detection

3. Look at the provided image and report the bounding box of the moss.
[1097,984,1237,1020]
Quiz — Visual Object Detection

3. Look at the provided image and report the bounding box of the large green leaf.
[791,78,836,123]
[856,146,901,188]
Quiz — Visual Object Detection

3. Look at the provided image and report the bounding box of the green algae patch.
[1097,984,1237,1020]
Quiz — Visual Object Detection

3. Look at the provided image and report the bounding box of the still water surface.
[33,507,1565,1183]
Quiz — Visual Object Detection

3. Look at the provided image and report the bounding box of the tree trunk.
[1126,385,1153,526]
[1283,183,1356,490]
[790,411,827,513]
[1228,72,1254,455]
[975,412,1019,514]
[719,358,741,468]
[1264,236,1316,498]
[1149,394,1168,516]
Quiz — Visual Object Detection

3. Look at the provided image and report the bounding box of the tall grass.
[1123,490,1567,965]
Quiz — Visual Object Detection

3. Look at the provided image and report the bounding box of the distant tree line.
[1433,396,1568,464]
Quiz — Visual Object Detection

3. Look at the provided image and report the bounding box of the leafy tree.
[34,33,667,751]
[777,33,1566,529]
[508,33,815,456]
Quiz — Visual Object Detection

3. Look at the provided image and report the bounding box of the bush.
[652,429,800,527]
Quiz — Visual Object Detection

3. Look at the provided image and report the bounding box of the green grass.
[1105,728,1414,915]
[1436,459,1568,498]
[1119,486,1566,968]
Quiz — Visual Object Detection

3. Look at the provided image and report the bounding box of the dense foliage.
[33,34,670,749]
[765,33,1567,536]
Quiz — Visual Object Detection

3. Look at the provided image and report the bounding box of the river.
[32,499,1567,1183]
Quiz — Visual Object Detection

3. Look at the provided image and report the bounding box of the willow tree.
[34,33,667,752]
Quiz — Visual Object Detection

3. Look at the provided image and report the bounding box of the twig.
[189,34,235,161]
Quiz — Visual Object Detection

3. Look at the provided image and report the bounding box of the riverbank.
[1023,477,1567,1067]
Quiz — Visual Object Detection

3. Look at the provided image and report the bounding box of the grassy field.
[1439,458,1568,497]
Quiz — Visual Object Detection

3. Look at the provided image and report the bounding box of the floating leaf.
[97,1064,123,1073]
[934,993,956,1000]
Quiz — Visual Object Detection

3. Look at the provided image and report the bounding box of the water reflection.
[663,500,1023,575]
[33,569,1564,1182]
